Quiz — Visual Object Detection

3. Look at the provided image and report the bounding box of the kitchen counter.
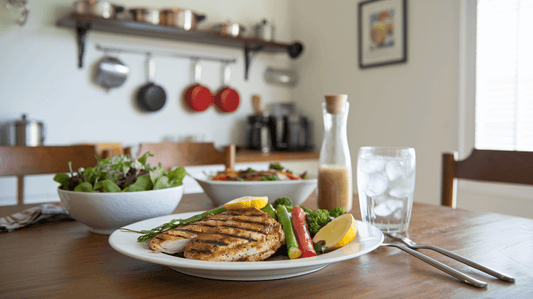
[235,149,319,163]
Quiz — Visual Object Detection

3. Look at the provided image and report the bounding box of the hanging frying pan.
[137,54,166,112]
[214,63,240,113]
[184,60,213,112]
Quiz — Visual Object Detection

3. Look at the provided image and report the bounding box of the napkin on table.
[0,203,72,232]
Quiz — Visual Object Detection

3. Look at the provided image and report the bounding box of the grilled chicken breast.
[149,207,284,262]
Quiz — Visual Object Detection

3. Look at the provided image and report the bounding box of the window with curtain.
[475,0,533,151]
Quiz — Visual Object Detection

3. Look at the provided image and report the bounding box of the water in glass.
[357,147,415,233]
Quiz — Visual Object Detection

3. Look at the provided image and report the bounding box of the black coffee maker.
[246,115,271,152]
[269,103,313,151]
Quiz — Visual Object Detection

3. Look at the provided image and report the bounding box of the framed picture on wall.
[358,0,407,68]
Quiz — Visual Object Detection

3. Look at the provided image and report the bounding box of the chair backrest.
[101,147,132,159]
[136,142,235,170]
[441,149,533,208]
[0,145,98,212]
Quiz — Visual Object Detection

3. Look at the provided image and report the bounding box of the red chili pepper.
[291,206,317,258]
[285,172,301,180]
[212,174,228,181]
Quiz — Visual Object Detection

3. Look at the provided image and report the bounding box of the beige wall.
[289,0,461,208]
[288,0,533,219]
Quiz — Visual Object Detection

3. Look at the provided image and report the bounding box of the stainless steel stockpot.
[9,114,45,146]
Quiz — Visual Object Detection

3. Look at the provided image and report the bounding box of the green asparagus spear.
[276,205,302,259]
[121,206,226,243]
[261,203,277,219]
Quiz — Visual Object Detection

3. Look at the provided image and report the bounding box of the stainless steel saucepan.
[94,56,129,91]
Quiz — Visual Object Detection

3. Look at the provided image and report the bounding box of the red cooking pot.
[184,60,213,112]
[214,64,240,113]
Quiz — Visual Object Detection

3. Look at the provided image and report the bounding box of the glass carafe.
[317,94,353,212]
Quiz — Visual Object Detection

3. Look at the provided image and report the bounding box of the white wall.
[0,0,296,204]
[0,0,293,148]
[288,0,532,219]
[289,0,460,209]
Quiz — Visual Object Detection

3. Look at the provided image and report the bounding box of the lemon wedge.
[224,196,268,210]
[312,213,357,249]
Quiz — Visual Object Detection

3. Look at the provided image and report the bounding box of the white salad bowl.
[192,172,317,207]
[57,185,183,235]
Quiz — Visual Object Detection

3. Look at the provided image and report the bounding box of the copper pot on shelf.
[73,0,124,19]
[159,8,206,30]
[213,22,246,38]
[129,7,160,25]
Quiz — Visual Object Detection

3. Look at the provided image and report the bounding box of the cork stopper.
[324,94,348,114]
[252,94,264,116]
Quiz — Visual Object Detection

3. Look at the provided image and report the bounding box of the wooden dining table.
[1,192,532,298]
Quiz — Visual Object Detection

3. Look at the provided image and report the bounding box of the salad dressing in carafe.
[317,94,353,212]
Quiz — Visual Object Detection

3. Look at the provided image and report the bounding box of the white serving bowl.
[192,172,317,207]
[57,186,183,235]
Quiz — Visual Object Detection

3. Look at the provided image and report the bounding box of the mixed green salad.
[54,152,186,193]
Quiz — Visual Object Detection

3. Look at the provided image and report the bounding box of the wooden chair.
[0,145,98,216]
[441,149,533,208]
[101,147,132,159]
[135,142,235,170]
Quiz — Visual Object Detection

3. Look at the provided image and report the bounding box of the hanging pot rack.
[95,44,237,64]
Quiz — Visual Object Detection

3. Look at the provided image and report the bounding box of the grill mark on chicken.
[200,223,269,234]
[189,249,211,254]
[149,207,284,261]
[173,228,259,242]
[194,240,229,246]
[207,214,270,224]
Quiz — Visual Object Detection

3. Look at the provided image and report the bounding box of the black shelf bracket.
[75,21,91,68]
[287,42,304,59]
[244,44,264,81]
[59,14,305,78]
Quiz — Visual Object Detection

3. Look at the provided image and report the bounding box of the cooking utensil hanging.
[94,55,129,91]
[184,59,214,112]
[214,63,240,113]
[136,54,167,112]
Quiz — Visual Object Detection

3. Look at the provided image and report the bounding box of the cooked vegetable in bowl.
[211,163,308,181]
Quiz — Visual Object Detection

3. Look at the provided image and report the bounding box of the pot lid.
[15,114,42,125]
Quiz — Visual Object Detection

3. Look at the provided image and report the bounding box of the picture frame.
[358,0,407,68]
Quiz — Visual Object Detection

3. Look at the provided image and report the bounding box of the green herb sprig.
[121,206,226,242]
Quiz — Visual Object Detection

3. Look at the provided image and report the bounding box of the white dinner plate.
[109,211,384,281]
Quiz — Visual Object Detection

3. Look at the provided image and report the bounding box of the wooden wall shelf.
[56,13,304,80]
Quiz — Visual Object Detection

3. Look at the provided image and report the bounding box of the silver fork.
[386,233,515,282]
[380,243,488,288]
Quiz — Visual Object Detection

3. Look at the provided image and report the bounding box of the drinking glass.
[357,147,416,233]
